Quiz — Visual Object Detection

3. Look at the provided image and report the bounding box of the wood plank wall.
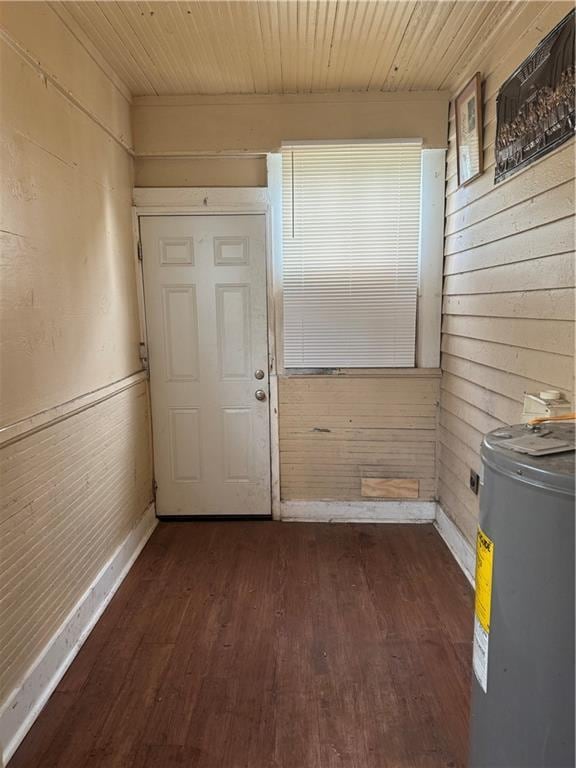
[0,2,139,424]
[0,382,153,708]
[279,374,440,501]
[0,2,154,715]
[439,2,576,544]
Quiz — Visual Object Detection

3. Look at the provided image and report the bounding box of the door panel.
[140,215,271,516]
[168,407,201,481]
[216,284,251,379]
[162,285,199,380]
[222,407,253,481]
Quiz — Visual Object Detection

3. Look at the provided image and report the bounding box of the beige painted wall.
[0,1,140,425]
[0,1,153,727]
[0,380,153,713]
[280,373,440,501]
[132,92,450,500]
[132,90,450,188]
[132,91,451,156]
[438,2,575,545]
[131,90,450,506]
[135,155,267,188]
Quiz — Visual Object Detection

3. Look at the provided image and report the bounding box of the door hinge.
[152,479,158,497]
[139,341,149,371]
[137,240,143,261]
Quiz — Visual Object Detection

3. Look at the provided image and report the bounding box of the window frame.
[267,142,446,376]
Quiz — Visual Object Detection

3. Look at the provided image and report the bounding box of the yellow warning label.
[475,527,494,633]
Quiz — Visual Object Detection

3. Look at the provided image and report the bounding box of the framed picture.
[494,9,575,184]
[455,72,483,186]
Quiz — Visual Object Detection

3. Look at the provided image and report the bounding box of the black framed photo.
[494,9,575,184]
[455,72,484,187]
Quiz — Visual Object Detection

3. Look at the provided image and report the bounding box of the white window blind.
[282,141,422,368]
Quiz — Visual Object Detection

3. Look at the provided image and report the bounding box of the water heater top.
[481,422,575,496]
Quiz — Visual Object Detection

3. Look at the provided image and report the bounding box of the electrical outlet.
[470,469,480,495]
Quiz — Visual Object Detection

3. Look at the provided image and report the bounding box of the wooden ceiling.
[58,1,520,96]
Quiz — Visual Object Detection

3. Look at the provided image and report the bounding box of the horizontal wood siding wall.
[439,2,576,544]
[279,375,440,501]
[0,382,153,706]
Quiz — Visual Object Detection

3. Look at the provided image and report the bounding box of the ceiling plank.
[61,1,553,97]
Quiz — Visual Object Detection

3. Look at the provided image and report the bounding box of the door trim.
[132,187,281,520]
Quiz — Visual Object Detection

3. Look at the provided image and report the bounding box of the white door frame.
[132,187,281,520]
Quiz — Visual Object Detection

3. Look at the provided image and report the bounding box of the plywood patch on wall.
[361,478,420,499]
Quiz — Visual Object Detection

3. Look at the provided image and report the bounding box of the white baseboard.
[434,504,475,587]
[0,503,157,767]
[280,500,436,524]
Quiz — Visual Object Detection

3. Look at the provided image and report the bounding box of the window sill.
[279,367,441,379]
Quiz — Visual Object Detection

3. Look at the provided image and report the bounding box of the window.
[281,141,422,368]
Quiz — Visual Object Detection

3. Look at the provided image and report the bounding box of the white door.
[140,215,271,517]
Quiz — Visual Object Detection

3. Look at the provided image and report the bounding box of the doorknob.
[254,369,265,380]
[255,390,267,401]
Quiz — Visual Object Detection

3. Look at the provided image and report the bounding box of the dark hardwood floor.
[10,522,473,768]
